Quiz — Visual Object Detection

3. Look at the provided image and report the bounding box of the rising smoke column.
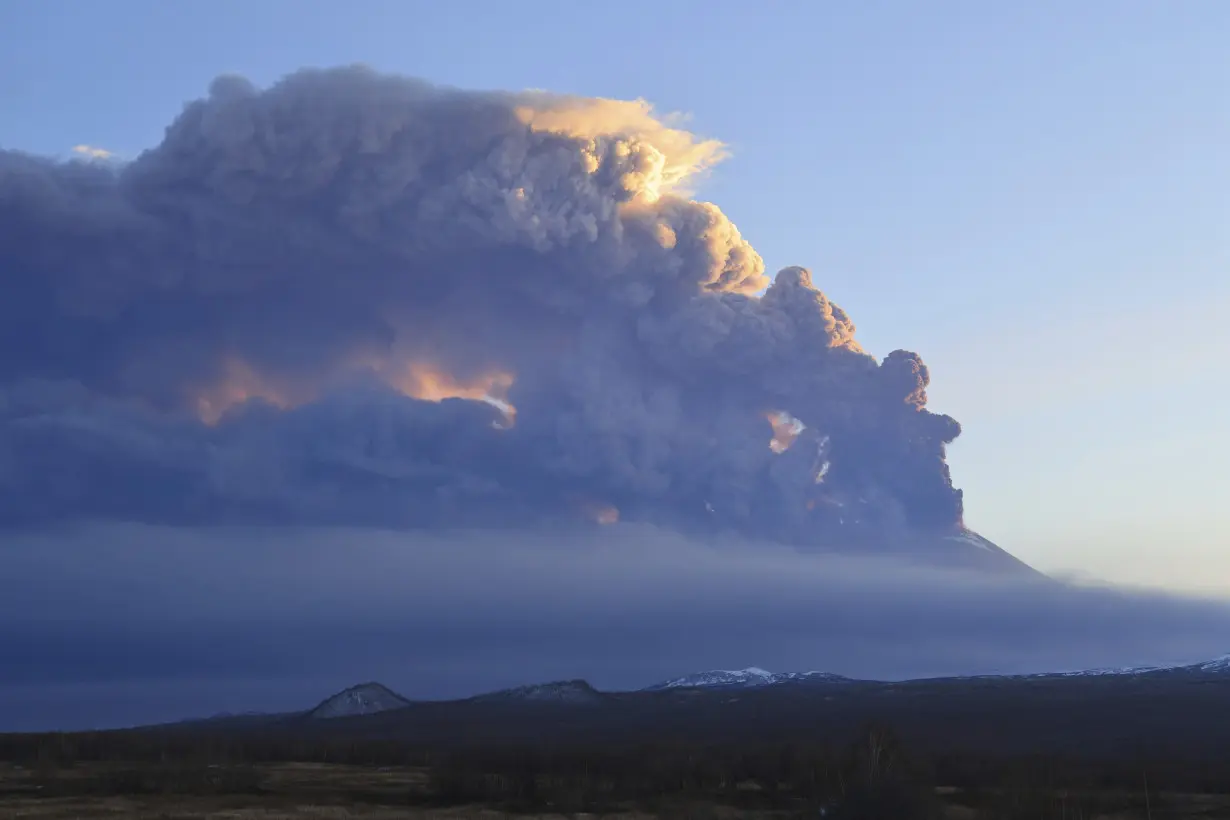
[0,65,963,541]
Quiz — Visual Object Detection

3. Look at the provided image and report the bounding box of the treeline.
[2,723,1229,818]
[0,726,430,768]
[425,725,940,816]
[1,724,939,816]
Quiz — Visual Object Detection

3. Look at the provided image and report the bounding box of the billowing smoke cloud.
[0,66,964,548]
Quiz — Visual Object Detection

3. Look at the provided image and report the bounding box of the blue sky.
[2,0,1227,590]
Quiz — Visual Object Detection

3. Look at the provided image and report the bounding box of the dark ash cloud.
[0,65,968,551]
[1,525,1227,732]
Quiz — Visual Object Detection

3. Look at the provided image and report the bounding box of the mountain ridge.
[165,653,1230,729]
[642,655,1230,691]
[644,667,851,691]
[306,681,411,719]
[469,679,608,705]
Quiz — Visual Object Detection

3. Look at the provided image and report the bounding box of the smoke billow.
[0,66,966,548]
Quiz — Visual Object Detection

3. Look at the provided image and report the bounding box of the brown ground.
[0,762,783,819]
[4,762,1230,819]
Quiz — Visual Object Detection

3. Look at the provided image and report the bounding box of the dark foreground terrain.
[4,740,1230,819]
[4,758,1230,819]
[4,670,1230,818]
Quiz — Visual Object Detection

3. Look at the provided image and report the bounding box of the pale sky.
[2,0,1226,592]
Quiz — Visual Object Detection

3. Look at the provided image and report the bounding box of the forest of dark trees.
[3,720,1230,819]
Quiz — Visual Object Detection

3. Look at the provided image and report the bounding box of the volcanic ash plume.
[0,66,967,548]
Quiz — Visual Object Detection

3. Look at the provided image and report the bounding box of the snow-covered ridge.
[946,531,1000,553]
[645,667,849,691]
[1191,655,1230,673]
[475,679,606,704]
[993,653,1230,680]
[307,682,411,719]
[646,655,1230,691]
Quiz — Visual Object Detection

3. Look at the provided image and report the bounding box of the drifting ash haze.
[0,65,1005,567]
[4,524,1230,731]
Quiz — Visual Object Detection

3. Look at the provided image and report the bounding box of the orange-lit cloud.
[766,411,804,454]
[72,144,113,160]
[189,356,518,427]
[388,362,517,427]
[512,95,725,202]
[193,358,291,424]
[395,364,511,402]
[578,501,620,525]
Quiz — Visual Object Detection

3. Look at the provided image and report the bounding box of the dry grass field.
[0,761,801,819]
[4,761,1230,820]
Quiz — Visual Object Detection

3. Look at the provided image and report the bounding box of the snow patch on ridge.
[307,682,411,719]
[474,679,607,704]
[645,667,849,690]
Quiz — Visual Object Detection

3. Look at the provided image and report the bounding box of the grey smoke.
[0,65,965,543]
[1,524,1227,732]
